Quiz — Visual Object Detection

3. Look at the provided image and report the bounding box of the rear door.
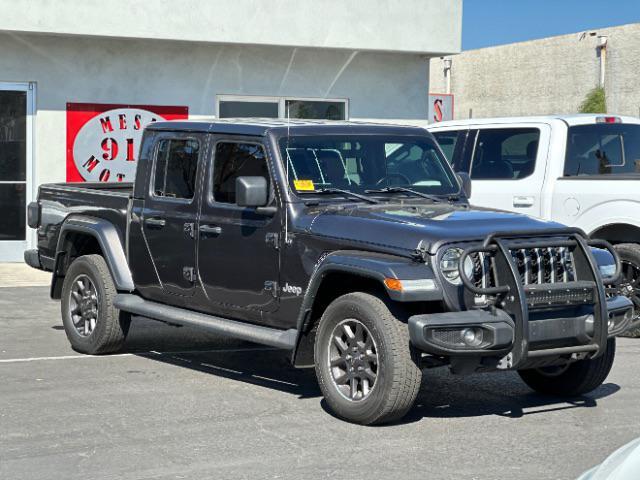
[141,132,203,298]
[197,137,281,316]
[465,125,549,217]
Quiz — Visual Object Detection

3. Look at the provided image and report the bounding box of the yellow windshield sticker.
[294,179,315,191]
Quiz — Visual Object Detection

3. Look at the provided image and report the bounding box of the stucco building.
[0,0,462,261]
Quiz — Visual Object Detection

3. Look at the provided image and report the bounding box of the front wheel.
[314,292,422,425]
[61,254,130,354]
[518,338,616,396]
[614,243,640,337]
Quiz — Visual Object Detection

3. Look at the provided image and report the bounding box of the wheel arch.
[51,215,134,299]
[589,222,640,245]
[290,250,441,367]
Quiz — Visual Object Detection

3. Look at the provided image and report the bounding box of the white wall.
[0,32,431,187]
[430,23,640,119]
[0,0,461,55]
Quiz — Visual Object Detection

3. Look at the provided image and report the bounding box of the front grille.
[469,247,576,289]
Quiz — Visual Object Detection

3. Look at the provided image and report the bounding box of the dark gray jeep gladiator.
[25,120,633,424]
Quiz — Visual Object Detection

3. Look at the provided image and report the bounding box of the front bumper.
[411,228,627,368]
[409,295,633,358]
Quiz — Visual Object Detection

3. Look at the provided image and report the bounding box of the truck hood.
[303,203,565,255]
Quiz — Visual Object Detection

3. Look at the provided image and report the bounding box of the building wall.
[1,32,431,187]
[429,23,640,119]
[0,0,462,55]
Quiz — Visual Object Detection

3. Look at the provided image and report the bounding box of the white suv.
[426,114,640,337]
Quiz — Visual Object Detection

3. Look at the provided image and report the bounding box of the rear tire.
[614,243,640,338]
[518,338,616,396]
[61,254,130,354]
[314,292,422,425]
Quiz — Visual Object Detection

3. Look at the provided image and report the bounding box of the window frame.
[216,94,349,120]
[207,137,275,209]
[469,127,542,181]
[149,134,202,204]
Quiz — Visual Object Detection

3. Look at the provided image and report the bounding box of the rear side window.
[153,138,199,199]
[432,131,461,164]
[564,124,640,176]
[471,128,540,180]
[213,142,269,203]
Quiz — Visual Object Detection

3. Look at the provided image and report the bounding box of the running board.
[114,294,296,350]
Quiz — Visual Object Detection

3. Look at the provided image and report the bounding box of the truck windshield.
[279,135,460,197]
[564,123,640,176]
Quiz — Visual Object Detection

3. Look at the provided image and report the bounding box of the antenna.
[284,103,291,245]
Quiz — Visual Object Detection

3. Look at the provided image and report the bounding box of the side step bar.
[114,294,297,350]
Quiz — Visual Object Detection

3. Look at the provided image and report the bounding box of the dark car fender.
[51,215,134,298]
[291,250,442,366]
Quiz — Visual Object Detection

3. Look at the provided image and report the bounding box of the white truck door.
[467,124,550,218]
[550,121,640,232]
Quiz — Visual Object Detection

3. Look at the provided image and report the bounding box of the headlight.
[440,248,474,285]
[590,247,616,279]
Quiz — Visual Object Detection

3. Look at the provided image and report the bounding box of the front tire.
[518,338,616,396]
[61,254,130,354]
[314,292,422,425]
[614,243,640,337]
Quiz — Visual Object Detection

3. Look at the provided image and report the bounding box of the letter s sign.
[428,94,453,123]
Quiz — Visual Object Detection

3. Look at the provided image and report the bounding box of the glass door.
[0,83,34,262]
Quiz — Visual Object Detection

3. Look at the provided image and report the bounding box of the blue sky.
[463,0,640,50]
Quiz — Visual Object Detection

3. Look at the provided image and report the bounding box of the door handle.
[199,224,222,236]
[513,196,535,208]
[145,217,166,228]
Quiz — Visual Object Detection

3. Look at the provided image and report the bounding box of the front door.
[197,138,280,315]
[141,133,203,298]
[466,125,549,218]
[0,83,34,261]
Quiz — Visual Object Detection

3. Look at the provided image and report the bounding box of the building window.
[217,95,348,120]
[213,142,269,204]
[153,138,200,199]
[219,99,279,119]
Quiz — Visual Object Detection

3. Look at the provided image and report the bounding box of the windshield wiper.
[364,186,445,203]
[299,187,379,204]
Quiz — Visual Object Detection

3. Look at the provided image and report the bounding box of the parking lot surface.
[1,285,639,480]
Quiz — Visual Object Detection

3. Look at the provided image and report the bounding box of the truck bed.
[35,182,134,264]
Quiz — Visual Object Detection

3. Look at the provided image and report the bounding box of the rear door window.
[152,138,200,200]
[564,124,640,176]
[470,128,540,180]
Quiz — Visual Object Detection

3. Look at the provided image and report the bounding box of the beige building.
[429,22,640,120]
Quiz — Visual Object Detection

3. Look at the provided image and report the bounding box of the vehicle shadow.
[123,317,622,424]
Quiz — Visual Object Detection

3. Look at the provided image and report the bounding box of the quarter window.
[152,139,199,199]
[471,128,540,180]
[213,143,269,204]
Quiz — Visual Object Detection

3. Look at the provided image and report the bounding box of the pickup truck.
[427,114,640,337]
[25,119,633,425]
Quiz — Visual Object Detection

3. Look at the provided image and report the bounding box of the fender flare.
[54,215,134,292]
[290,250,440,365]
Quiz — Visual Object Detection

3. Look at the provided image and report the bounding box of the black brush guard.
[457,228,621,368]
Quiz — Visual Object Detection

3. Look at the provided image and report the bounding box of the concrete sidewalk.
[0,262,51,288]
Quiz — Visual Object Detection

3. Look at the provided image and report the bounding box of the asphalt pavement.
[1,285,639,480]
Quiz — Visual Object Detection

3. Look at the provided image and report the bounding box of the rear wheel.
[614,243,640,337]
[518,338,616,396]
[314,292,422,425]
[61,254,130,354]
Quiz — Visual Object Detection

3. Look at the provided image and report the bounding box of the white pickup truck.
[426,114,640,337]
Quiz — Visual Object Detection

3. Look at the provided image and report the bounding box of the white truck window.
[431,131,459,163]
[471,128,539,180]
[564,124,640,176]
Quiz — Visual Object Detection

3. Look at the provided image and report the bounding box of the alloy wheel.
[68,274,99,337]
[328,319,379,401]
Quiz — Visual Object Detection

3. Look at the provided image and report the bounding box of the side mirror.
[456,172,472,198]
[236,176,268,208]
